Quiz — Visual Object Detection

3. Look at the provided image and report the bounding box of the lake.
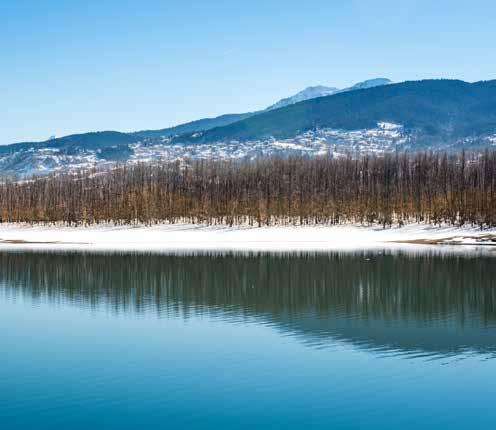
[1,249,495,429]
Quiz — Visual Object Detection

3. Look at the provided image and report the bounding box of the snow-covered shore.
[0,223,494,253]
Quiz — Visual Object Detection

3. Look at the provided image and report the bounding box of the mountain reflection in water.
[1,250,495,359]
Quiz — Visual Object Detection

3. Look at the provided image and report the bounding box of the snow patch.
[0,223,494,253]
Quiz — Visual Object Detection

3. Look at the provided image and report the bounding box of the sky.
[1,0,495,144]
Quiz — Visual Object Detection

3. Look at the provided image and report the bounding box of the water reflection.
[1,250,495,359]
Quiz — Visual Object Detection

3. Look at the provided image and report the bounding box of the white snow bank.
[0,223,494,253]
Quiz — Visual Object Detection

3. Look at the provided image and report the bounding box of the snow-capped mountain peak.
[339,78,392,92]
[266,85,338,111]
[266,78,393,111]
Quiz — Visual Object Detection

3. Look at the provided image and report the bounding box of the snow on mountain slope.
[337,78,392,93]
[0,122,405,176]
[266,86,339,111]
[0,78,397,176]
[119,123,409,164]
[266,78,392,111]
[3,122,496,177]
[3,79,496,177]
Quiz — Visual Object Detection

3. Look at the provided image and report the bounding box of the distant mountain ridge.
[1,78,495,176]
[179,79,496,144]
[1,78,392,148]
[266,86,339,111]
[132,112,255,140]
[266,78,392,111]
[341,78,392,92]
[131,78,392,139]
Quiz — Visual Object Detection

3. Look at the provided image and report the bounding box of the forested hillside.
[1,151,494,227]
[0,131,136,159]
[1,79,496,177]
[132,112,255,139]
[179,80,496,145]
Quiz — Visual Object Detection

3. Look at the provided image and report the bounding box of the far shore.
[0,222,494,253]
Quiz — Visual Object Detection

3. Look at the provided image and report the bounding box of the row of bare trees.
[0,151,495,227]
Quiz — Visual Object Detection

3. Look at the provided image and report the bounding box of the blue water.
[1,250,495,429]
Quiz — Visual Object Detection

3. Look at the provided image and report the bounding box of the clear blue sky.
[1,0,495,144]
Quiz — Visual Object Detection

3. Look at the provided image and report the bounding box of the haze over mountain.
[1,78,495,176]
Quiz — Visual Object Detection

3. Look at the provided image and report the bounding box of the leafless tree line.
[0,150,495,227]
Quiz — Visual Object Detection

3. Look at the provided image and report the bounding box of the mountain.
[0,131,136,155]
[337,78,392,93]
[134,78,392,137]
[0,131,138,175]
[1,79,496,176]
[266,78,392,111]
[177,79,496,145]
[266,86,339,111]
[133,86,340,140]
[132,112,255,139]
[0,78,393,176]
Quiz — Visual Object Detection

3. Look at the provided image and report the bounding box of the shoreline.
[0,223,494,253]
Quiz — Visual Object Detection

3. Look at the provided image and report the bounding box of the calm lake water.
[1,250,495,429]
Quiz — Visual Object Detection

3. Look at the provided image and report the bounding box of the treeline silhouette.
[0,151,495,226]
